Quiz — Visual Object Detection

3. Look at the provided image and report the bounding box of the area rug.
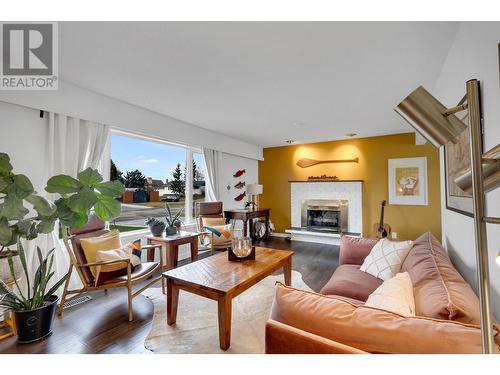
[142,270,312,354]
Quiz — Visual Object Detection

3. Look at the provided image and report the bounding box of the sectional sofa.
[265,232,499,354]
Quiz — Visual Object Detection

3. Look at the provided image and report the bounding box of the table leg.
[165,243,175,270]
[283,256,292,286]
[166,278,179,325]
[190,238,198,262]
[243,220,248,237]
[249,218,254,239]
[217,295,232,350]
[147,238,155,262]
[173,244,179,268]
[265,214,270,239]
[159,246,166,294]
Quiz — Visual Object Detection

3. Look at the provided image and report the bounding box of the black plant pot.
[149,224,166,237]
[14,295,58,344]
[165,226,177,236]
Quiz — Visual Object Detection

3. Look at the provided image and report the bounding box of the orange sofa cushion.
[270,282,499,354]
[402,232,481,324]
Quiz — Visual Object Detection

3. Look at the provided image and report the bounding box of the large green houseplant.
[0,152,124,343]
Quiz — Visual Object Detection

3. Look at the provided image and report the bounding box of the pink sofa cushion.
[402,232,481,325]
[271,283,500,354]
[320,264,382,302]
[339,235,378,266]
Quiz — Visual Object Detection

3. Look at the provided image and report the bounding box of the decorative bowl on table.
[229,237,255,261]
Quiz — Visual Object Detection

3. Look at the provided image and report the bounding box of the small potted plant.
[165,204,183,236]
[145,217,166,236]
[0,244,68,343]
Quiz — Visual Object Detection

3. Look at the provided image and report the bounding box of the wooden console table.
[224,208,270,239]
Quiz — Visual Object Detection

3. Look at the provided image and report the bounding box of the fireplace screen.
[307,208,340,230]
[301,199,348,233]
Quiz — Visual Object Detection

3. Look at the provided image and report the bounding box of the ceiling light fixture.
[345,133,357,137]
[293,122,305,127]
[285,140,296,144]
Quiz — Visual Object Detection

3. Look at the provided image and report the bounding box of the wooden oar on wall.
[296,157,359,168]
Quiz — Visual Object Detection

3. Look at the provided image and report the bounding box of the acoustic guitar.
[371,200,392,239]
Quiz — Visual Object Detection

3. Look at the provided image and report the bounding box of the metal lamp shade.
[395,86,467,147]
[454,144,500,194]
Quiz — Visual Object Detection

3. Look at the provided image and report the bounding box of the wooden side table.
[146,231,200,270]
[0,279,17,341]
[224,208,271,239]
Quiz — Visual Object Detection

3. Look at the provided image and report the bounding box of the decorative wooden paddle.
[296,157,359,168]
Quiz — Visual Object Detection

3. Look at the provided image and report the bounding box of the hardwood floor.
[0,237,339,354]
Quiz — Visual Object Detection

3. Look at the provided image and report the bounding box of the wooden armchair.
[58,215,162,321]
[195,202,233,254]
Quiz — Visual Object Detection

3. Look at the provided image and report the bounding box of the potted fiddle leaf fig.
[0,153,57,284]
[0,152,124,343]
[45,167,125,229]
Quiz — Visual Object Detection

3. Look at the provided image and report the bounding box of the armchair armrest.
[140,244,162,250]
[79,258,131,268]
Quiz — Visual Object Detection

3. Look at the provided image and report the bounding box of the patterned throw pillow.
[123,239,142,267]
[94,239,143,287]
[365,272,416,317]
[205,224,233,245]
[94,248,130,286]
[360,238,413,281]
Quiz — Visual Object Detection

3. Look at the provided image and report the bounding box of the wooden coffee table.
[162,247,294,350]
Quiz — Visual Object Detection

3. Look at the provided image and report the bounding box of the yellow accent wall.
[258,133,441,241]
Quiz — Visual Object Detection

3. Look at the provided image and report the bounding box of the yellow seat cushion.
[201,217,227,227]
[80,230,122,277]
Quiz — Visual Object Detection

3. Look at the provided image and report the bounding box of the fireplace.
[301,199,348,233]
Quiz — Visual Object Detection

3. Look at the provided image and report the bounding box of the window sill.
[117,222,198,239]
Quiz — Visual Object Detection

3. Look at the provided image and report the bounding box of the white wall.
[0,80,263,161]
[219,153,259,210]
[433,22,500,318]
[0,101,48,192]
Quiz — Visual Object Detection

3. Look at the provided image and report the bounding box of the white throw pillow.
[365,272,416,317]
[360,238,413,280]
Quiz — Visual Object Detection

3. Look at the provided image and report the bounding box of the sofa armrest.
[339,235,378,265]
[265,320,367,354]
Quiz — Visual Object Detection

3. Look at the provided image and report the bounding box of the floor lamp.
[395,79,500,354]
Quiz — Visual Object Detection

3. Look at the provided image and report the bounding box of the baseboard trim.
[271,232,290,238]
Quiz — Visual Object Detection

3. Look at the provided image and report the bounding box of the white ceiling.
[59,22,460,147]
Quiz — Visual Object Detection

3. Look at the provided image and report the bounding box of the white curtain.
[21,113,110,295]
[202,148,222,202]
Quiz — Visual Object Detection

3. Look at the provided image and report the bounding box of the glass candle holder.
[231,237,253,258]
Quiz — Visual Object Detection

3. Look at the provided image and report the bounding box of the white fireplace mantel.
[287,180,363,244]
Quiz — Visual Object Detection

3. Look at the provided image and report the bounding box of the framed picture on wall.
[443,107,480,217]
[388,157,428,206]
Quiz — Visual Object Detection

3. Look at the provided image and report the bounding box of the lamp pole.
[466,79,495,354]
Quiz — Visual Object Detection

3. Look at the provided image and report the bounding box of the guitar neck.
[379,205,385,228]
